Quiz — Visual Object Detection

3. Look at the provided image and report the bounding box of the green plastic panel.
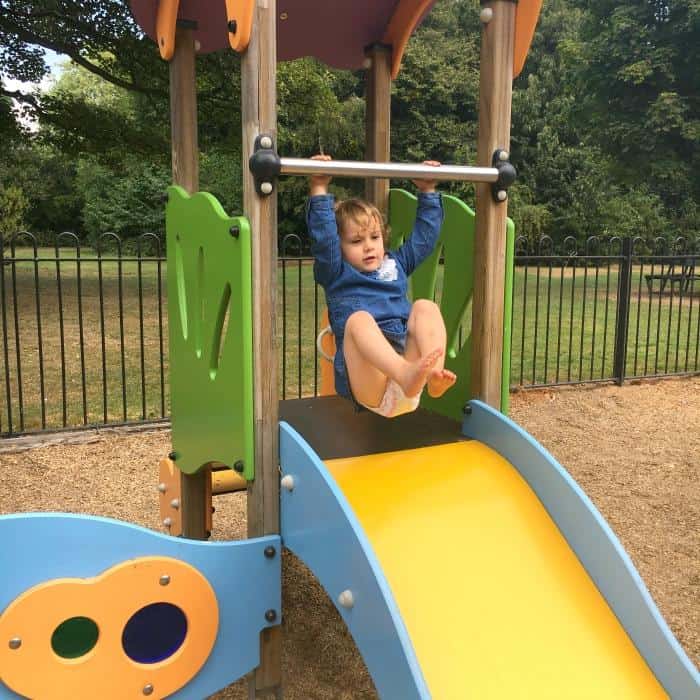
[166,186,254,479]
[388,188,514,420]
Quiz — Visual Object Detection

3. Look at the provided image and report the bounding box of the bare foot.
[427,368,457,398]
[397,348,443,398]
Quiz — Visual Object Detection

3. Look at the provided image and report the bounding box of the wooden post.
[241,1,282,697]
[169,26,199,195]
[364,44,392,215]
[169,25,209,539]
[471,2,516,407]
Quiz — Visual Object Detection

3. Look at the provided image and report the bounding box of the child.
[307,154,456,418]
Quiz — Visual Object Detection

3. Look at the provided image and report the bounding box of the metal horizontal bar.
[279,157,499,183]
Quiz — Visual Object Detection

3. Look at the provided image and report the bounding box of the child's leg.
[343,310,442,406]
[404,300,457,398]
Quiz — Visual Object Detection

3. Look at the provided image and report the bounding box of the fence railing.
[1,232,699,437]
[512,235,700,387]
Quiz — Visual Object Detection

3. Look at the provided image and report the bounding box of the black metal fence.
[512,235,700,387]
[1,232,699,437]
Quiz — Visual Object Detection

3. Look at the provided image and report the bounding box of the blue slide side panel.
[0,513,281,700]
[279,422,430,700]
[463,400,700,699]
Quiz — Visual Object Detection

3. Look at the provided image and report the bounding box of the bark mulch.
[1,377,697,698]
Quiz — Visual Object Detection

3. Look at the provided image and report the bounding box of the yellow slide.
[327,441,667,700]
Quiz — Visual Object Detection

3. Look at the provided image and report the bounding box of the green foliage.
[0,183,28,237]
[1,0,697,249]
[76,157,169,244]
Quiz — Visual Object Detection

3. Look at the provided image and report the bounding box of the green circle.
[51,617,99,659]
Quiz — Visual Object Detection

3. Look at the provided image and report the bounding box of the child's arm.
[306,154,342,286]
[393,161,444,276]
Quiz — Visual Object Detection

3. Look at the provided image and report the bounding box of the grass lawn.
[1,247,699,434]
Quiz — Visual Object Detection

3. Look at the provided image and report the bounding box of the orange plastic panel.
[382,0,435,79]
[156,0,180,60]
[514,0,543,78]
[225,0,254,53]
[319,308,337,397]
[0,557,219,700]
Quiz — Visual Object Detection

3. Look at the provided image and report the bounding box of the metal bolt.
[170,498,180,510]
[8,638,21,650]
[264,546,276,559]
[480,7,493,23]
[260,136,273,149]
[163,517,172,528]
[233,460,244,473]
[159,575,170,586]
[261,182,273,195]
[337,590,354,609]
[279,12,288,20]
[194,39,201,52]
[143,684,154,696]
[497,190,508,202]
[265,609,277,623]
[280,474,295,491]
[157,483,167,494]
[168,451,177,461]
[499,150,510,161]
[227,20,238,34]
[463,403,472,415]
[229,225,240,238]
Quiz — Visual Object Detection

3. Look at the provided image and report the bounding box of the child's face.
[340,214,385,273]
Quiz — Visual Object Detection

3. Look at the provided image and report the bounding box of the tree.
[0,184,28,237]
[577,0,700,235]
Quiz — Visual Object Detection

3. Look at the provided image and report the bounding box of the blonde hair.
[334,199,390,246]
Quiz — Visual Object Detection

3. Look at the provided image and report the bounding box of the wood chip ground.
[1,378,698,698]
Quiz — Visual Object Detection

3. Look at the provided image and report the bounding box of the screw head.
[159,575,170,586]
[229,225,240,238]
[261,182,273,195]
[157,483,167,494]
[233,460,244,473]
[143,683,154,696]
[480,7,493,23]
[497,190,508,202]
[170,498,180,510]
[260,135,273,149]
[499,150,510,161]
[168,451,177,461]
[281,474,295,491]
[227,20,238,34]
[8,637,21,650]
[337,590,354,609]
[264,546,276,559]
[265,609,277,623]
[163,517,172,528]
[463,403,472,415]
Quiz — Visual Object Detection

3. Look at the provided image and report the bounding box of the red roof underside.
[129,0,436,70]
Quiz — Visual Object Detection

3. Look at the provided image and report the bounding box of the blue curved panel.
[463,400,700,699]
[279,422,430,700]
[0,514,281,699]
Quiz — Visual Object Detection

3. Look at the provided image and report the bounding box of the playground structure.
[1,2,699,699]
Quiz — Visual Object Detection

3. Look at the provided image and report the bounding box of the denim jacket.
[306,192,444,398]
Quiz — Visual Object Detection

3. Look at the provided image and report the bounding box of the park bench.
[645,257,699,293]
